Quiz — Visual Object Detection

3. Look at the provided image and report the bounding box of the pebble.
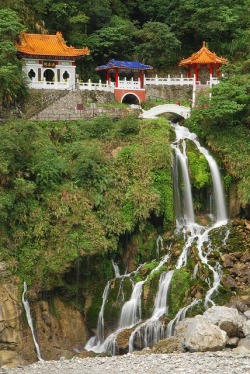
[1,352,250,374]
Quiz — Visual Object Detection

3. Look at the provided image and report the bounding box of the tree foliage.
[0,117,173,287]
[0,9,27,108]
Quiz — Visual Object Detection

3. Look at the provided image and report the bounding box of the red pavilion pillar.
[187,67,191,78]
[209,64,213,77]
[115,69,119,87]
[139,70,143,88]
[194,64,199,82]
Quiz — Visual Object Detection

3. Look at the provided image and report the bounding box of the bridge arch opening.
[122,93,140,105]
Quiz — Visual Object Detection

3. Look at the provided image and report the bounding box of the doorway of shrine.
[44,69,55,82]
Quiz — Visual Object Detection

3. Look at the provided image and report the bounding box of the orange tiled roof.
[16,32,90,58]
[179,42,227,66]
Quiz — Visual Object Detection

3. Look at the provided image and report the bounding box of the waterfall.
[173,123,227,224]
[172,142,195,224]
[85,121,228,355]
[22,282,43,362]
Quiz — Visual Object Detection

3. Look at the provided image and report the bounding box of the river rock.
[183,315,227,352]
[232,345,250,354]
[203,306,245,337]
[237,336,250,349]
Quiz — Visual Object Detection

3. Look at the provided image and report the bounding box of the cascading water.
[85,254,170,354]
[128,270,174,351]
[156,235,164,257]
[22,282,44,362]
[85,121,229,354]
[112,260,121,278]
[173,142,195,224]
[173,123,227,224]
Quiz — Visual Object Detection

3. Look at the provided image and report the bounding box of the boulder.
[237,336,250,349]
[151,336,184,354]
[244,310,250,319]
[233,346,250,354]
[243,320,250,336]
[226,337,239,347]
[175,318,193,336]
[183,315,227,352]
[203,306,245,337]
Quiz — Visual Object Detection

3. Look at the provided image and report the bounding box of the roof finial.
[203,41,206,47]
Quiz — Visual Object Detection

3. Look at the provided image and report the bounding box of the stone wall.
[146,85,193,104]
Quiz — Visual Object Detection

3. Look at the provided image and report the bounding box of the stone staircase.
[31,90,90,121]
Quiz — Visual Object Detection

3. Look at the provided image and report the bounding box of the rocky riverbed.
[1,352,250,374]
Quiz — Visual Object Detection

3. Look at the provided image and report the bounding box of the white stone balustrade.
[78,79,114,92]
[27,79,69,90]
[27,74,221,92]
[117,77,141,89]
[144,74,198,86]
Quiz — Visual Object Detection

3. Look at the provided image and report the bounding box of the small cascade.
[112,260,121,278]
[166,299,201,337]
[119,281,144,328]
[85,280,112,350]
[156,235,164,257]
[22,282,43,362]
[85,254,170,354]
[129,270,174,351]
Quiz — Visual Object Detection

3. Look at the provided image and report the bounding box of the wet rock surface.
[1,352,250,374]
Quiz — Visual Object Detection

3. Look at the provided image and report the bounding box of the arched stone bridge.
[140,104,191,119]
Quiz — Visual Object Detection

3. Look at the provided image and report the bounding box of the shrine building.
[96,59,153,103]
[16,32,90,89]
[179,41,228,83]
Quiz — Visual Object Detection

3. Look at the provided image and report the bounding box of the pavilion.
[96,59,153,103]
[179,42,228,83]
[16,32,90,89]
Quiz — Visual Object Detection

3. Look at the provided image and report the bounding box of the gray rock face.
[0,284,25,367]
[203,306,246,337]
[183,315,227,352]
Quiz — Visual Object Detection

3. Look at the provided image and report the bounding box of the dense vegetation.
[0,116,174,286]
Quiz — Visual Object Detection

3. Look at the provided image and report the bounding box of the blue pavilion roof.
[96,59,153,71]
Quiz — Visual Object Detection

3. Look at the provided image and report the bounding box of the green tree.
[0,9,27,109]
[87,16,137,64]
[134,22,181,70]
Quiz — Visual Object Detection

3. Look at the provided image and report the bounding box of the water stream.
[22,282,43,361]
